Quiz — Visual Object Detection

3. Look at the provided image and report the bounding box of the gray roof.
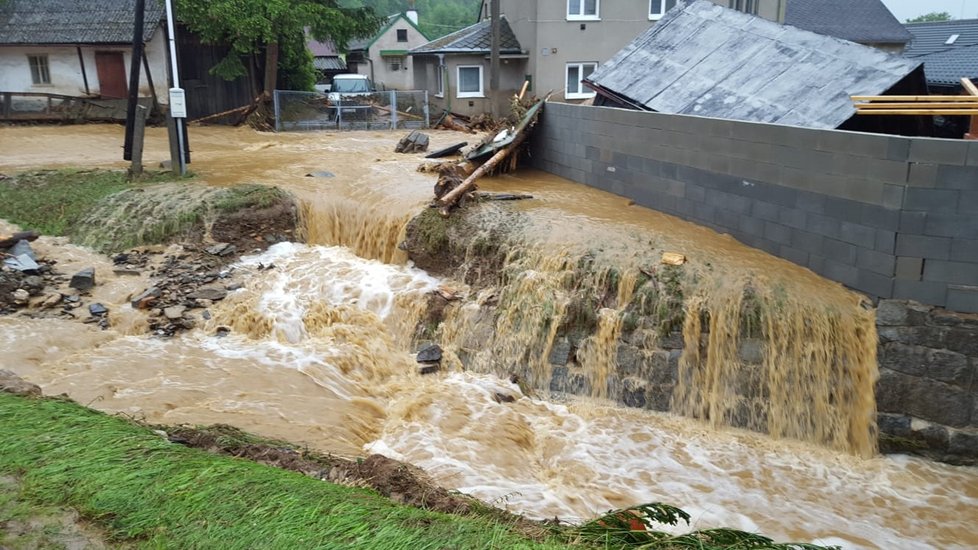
[785,0,911,45]
[904,19,978,57]
[313,56,347,72]
[409,16,521,55]
[916,44,978,86]
[0,0,164,45]
[586,0,922,129]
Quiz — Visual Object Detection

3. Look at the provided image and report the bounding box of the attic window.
[946,34,960,45]
[567,0,599,21]
[397,29,408,43]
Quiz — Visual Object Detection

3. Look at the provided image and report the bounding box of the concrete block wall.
[531,102,978,312]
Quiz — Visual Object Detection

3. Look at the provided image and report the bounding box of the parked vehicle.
[325,74,375,119]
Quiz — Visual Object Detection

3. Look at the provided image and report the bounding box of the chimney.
[406,9,419,25]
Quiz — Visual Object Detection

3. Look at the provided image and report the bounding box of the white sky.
[881,0,978,21]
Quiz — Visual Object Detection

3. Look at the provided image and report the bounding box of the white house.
[346,10,430,91]
[0,0,170,118]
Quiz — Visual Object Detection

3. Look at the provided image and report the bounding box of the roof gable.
[409,16,521,55]
[586,0,922,129]
[785,0,911,45]
[348,12,429,52]
[0,0,164,45]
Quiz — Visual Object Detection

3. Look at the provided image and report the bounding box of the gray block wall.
[531,102,978,312]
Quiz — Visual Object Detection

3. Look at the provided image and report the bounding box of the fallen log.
[438,128,531,212]
[0,231,40,249]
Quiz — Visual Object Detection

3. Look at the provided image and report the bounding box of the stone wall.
[876,300,978,464]
[530,102,978,312]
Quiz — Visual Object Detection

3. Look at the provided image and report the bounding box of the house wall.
[413,54,525,117]
[0,29,170,102]
[532,102,978,313]
[358,16,428,91]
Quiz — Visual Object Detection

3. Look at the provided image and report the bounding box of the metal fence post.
[273,90,281,132]
[423,91,430,128]
[390,90,398,130]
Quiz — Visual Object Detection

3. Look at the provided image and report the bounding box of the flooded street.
[2,125,977,549]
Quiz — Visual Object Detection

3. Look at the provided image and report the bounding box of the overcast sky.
[881,0,978,22]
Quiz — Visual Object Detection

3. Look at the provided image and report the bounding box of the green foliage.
[175,0,384,82]
[278,28,317,91]
[343,0,482,38]
[906,11,953,23]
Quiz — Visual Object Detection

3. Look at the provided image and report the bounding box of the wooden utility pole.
[489,0,501,116]
[123,0,146,161]
[130,104,148,178]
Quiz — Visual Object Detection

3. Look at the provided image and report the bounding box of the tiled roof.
[313,56,347,72]
[785,0,912,45]
[586,0,922,129]
[917,44,978,86]
[0,0,164,45]
[904,19,978,57]
[409,16,521,55]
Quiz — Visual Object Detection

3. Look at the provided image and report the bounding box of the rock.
[549,337,572,366]
[64,294,80,303]
[164,305,187,320]
[89,303,108,316]
[0,369,41,397]
[112,253,130,264]
[395,130,430,154]
[9,240,36,260]
[69,267,96,291]
[12,289,29,304]
[40,293,62,308]
[113,269,142,277]
[416,343,443,363]
[202,310,212,320]
[493,392,516,403]
[215,326,231,337]
[131,287,161,309]
[949,430,978,457]
[206,243,236,257]
[189,288,228,301]
[306,170,335,178]
[3,254,40,273]
[418,364,440,375]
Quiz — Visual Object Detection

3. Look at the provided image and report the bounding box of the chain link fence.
[274,90,429,131]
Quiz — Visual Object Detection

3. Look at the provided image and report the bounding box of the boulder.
[69,267,96,291]
[12,289,29,304]
[89,303,108,316]
[418,364,440,375]
[164,305,187,320]
[416,343,443,364]
[0,369,41,397]
[189,288,228,301]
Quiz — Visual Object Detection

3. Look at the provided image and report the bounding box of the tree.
[175,0,384,93]
[906,12,953,23]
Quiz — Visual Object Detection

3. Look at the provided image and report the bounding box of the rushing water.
[2,125,977,549]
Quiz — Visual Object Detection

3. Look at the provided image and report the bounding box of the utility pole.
[164,0,188,175]
[489,0,501,116]
[123,0,146,162]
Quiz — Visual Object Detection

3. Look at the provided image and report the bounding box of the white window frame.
[456,65,484,99]
[435,64,445,98]
[649,0,678,21]
[565,62,597,100]
[567,0,600,21]
[28,54,51,85]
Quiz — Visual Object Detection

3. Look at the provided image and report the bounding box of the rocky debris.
[395,130,430,154]
[40,293,62,308]
[12,288,29,304]
[416,343,443,363]
[205,243,236,257]
[0,230,39,249]
[164,305,186,320]
[188,287,228,302]
[9,239,36,260]
[131,287,161,309]
[69,268,96,292]
[0,369,41,397]
[425,142,468,159]
[88,303,108,316]
[493,392,516,403]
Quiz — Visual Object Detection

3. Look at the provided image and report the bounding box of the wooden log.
[0,231,40,249]
[962,78,978,97]
[855,102,978,109]
[518,80,529,101]
[856,109,978,115]
[851,95,978,101]
[438,127,531,209]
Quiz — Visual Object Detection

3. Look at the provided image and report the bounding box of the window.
[456,65,483,98]
[436,65,445,97]
[567,0,599,20]
[386,56,404,72]
[729,0,758,15]
[396,29,408,42]
[565,62,596,99]
[28,55,50,85]
[649,0,678,20]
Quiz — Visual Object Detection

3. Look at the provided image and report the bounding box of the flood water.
[2,125,977,549]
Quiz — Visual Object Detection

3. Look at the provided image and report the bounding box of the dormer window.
[567,0,599,21]
[649,0,678,20]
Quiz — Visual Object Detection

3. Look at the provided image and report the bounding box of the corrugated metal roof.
[586,0,922,129]
[785,0,911,45]
[409,16,521,55]
[917,44,978,86]
[308,38,340,57]
[904,19,978,57]
[0,0,164,45]
[313,56,346,71]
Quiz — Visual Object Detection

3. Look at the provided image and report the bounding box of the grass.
[0,169,177,236]
[0,393,570,550]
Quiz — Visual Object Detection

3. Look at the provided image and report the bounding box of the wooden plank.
[856,109,978,115]
[851,95,978,101]
[854,102,978,109]
[962,78,978,97]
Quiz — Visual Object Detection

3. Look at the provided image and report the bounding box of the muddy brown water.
[2,125,977,549]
